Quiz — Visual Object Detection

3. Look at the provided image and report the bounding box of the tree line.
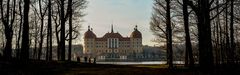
[0,0,87,61]
[150,0,240,70]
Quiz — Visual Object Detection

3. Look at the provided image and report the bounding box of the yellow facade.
[83,25,142,59]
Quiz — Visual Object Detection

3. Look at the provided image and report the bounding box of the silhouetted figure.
[93,57,96,64]
[77,56,80,62]
[84,57,87,63]
[88,57,91,63]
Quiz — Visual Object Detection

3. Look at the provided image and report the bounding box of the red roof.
[84,30,96,39]
[95,32,130,41]
[120,37,130,41]
[95,38,105,41]
[103,32,123,38]
[84,25,142,39]
[130,29,142,38]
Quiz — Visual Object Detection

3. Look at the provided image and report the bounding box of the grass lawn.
[0,60,239,75]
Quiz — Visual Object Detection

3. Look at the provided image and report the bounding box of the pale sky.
[81,0,157,46]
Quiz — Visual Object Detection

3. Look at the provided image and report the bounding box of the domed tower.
[83,26,96,54]
[130,25,143,54]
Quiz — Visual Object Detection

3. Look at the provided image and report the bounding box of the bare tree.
[165,0,173,69]
[46,0,52,61]
[150,0,174,68]
[16,0,23,59]
[229,0,235,63]
[0,0,16,59]
[67,0,73,61]
[183,0,194,67]
[37,0,48,60]
[59,0,66,61]
[20,0,30,60]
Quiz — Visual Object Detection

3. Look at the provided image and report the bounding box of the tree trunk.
[183,0,194,67]
[48,0,52,61]
[20,0,30,60]
[33,33,37,59]
[215,0,220,65]
[166,0,173,69]
[55,17,61,60]
[0,0,16,59]
[225,0,230,64]
[46,35,49,60]
[229,0,235,64]
[38,18,44,60]
[16,0,23,59]
[4,32,13,59]
[198,0,213,71]
[68,0,73,61]
[38,0,46,60]
[60,0,65,61]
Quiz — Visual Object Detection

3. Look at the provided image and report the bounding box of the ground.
[0,60,239,75]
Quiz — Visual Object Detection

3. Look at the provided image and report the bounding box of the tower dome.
[130,25,142,38]
[84,26,96,39]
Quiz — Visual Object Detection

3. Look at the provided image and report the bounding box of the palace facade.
[83,25,143,60]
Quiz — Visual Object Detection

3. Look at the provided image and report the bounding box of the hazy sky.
[81,0,157,46]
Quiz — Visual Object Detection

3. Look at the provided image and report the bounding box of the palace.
[83,25,143,60]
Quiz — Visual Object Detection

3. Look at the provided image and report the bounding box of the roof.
[130,27,142,38]
[103,32,123,38]
[84,26,96,38]
[95,33,130,41]
[84,25,142,39]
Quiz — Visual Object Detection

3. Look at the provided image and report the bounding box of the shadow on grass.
[0,58,240,75]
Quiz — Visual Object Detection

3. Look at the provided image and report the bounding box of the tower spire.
[111,24,114,33]
[135,25,138,30]
[88,25,90,30]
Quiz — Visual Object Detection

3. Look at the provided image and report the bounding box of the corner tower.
[130,25,143,53]
[83,26,96,54]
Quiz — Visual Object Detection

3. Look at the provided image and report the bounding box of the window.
[108,38,119,48]
[108,39,110,48]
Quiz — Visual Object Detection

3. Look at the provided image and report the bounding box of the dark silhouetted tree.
[20,0,30,60]
[37,0,47,60]
[150,0,174,69]
[0,0,16,59]
[166,0,173,69]
[183,0,194,67]
[16,0,23,59]
[46,0,52,61]
[229,0,235,63]
[67,0,73,61]
[60,0,66,61]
